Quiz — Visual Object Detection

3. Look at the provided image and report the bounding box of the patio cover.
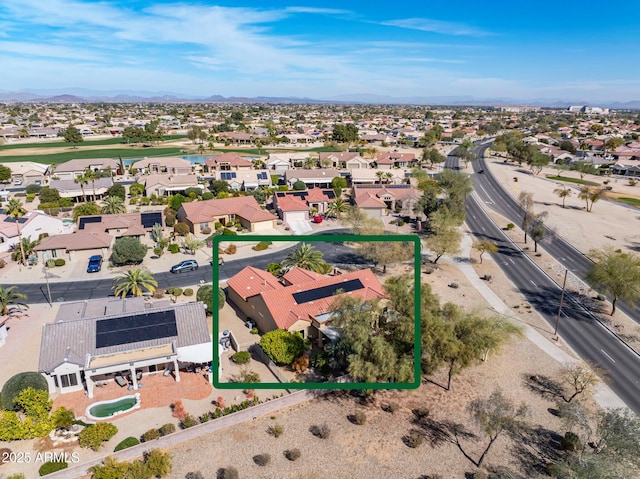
[176,342,213,363]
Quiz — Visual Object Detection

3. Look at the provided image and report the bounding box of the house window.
[51,250,57,258]
[298,329,305,338]
[59,373,78,388]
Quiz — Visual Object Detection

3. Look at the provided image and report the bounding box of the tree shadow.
[523,373,565,401]
[508,426,564,476]
[412,416,477,448]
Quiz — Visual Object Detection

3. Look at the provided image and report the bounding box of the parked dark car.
[87,255,103,273]
[170,259,199,273]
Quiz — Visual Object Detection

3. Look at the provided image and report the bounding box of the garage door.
[252,220,276,232]
[284,211,307,223]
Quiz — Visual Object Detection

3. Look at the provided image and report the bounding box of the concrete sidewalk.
[445,233,627,410]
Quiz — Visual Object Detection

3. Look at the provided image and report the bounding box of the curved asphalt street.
[452,146,640,413]
[5,234,367,305]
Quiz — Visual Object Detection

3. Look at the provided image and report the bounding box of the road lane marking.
[479,184,495,203]
[600,349,616,363]
[530,280,537,287]
[509,258,515,265]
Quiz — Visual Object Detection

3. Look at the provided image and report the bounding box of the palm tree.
[101,195,127,215]
[375,171,385,184]
[112,269,158,298]
[384,172,394,184]
[326,198,348,219]
[83,168,98,201]
[11,236,39,264]
[0,285,28,316]
[281,243,326,273]
[554,185,572,208]
[5,198,27,265]
[74,173,88,202]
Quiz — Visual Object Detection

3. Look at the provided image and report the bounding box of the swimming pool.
[85,393,141,420]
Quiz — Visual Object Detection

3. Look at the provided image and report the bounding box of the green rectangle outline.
[212,233,421,390]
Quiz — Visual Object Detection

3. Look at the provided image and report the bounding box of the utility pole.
[554,269,568,339]
[42,252,52,307]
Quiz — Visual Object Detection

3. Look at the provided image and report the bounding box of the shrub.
[7,474,27,479]
[111,237,147,265]
[0,258,6,268]
[38,460,68,476]
[200,226,212,235]
[250,327,259,334]
[291,355,309,373]
[142,449,172,477]
[168,243,180,253]
[114,436,139,451]
[46,259,56,268]
[174,222,190,236]
[231,351,251,364]
[412,407,430,419]
[404,431,424,448]
[172,399,188,419]
[26,184,42,195]
[217,467,239,479]
[397,220,405,226]
[252,241,271,251]
[561,431,582,451]
[259,330,305,365]
[267,423,284,438]
[78,422,118,451]
[186,472,205,479]
[506,223,515,230]
[183,288,194,297]
[165,215,176,227]
[284,448,301,461]
[202,191,214,200]
[1,372,49,410]
[167,287,183,298]
[54,258,65,267]
[383,402,400,413]
[309,423,330,439]
[141,428,161,442]
[180,415,198,429]
[253,453,271,466]
[221,227,237,236]
[160,423,176,436]
[224,244,237,254]
[26,193,36,202]
[448,282,459,289]
[153,289,165,299]
[199,412,210,423]
[353,411,366,425]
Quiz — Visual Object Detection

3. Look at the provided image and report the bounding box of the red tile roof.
[226,266,283,301]
[179,196,276,224]
[205,153,253,168]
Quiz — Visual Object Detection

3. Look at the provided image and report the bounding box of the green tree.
[473,240,499,264]
[325,198,349,219]
[5,198,27,265]
[281,243,326,273]
[457,389,528,467]
[259,330,305,365]
[1,372,46,410]
[330,176,347,196]
[196,284,225,312]
[62,125,83,148]
[122,126,144,144]
[578,186,604,212]
[528,150,551,175]
[169,193,187,211]
[112,268,157,298]
[0,164,12,182]
[518,191,535,243]
[182,234,204,255]
[554,185,573,208]
[73,173,88,202]
[332,123,359,144]
[559,140,577,154]
[340,205,368,234]
[129,183,145,197]
[38,186,61,203]
[83,168,98,200]
[73,201,100,220]
[10,236,39,264]
[421,147,446,168]
[437,169,473,222]
[79,422,118,451]
[209,180,230,196]
[530,219,546,253]
[111,237,147,265]
[292,180,307,191]
[426,207,462,264]
[571,161,598,180]
[106,183,126,200]
[101,195,127,215]
[586,246,640,315]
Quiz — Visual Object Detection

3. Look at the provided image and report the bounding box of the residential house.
[319,152,370,169]
[131,157,193,175]
[53,158,120,181]
[226,266,385,341]
[350,168,411,185]
[266,152,310,170]
[375,152,416,169]
[272,188,336,224]
[49,177,114,201]
[0,161,50,186]
[205,154,253,173]
[214,169,272,191]
[611,163,640,177]
[176,196,277,233]
[137,174,203,197]
[34,230,112,263]
[76,211,164,243]
[38,298,211,398]
[0,210,67,253]
[352,184,422,219]
[284,169,340,189]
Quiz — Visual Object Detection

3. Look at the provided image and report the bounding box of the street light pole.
[42,253,52,307]
[554,269,568,339]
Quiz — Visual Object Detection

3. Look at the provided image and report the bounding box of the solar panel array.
[78,216,102,230]
[95,310,178,349]
[220,172,237,180]
[141,212,162,229]
[257,172,268,180]
[3,216,28,224]
[292,279,364,305]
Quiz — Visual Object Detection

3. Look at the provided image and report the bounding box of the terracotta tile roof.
[139,174,200,188]
[205,153,253,168]
[179,196,276,224]
[376,152,416,162]
[282,267,325,285]
[53,158,119,173]
[354,191,386,208]
[35,231,113,251]
[131,157,192,169]
[78,212,163,232]
[226,266,283,301]
[277,195,310,212]
[318,151,360,162]
[284,169,340,181]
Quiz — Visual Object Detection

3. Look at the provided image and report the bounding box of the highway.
[449,148,640,413]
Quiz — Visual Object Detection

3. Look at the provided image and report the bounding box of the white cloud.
[0,41,104,62]
[380,18,491,37]
[284,7,350,15]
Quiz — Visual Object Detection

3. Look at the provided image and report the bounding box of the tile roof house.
[76,211,164,240]
[0,210,67,253]
[0,161,50,186]
[53,158,120,181]
[131,157,193,175]
[319,152,370,169]
[38,298,211,398]
[137,173,203,197]
[350,168,411,185]
[176,196,277,233]
[34,230,113,263]
[353,184,422,219]
[205,153,253,172]
[226,266,385,340]
[49,177,114,200]
[375,152,417,169]
[272,188,336,224]
[284,169,340,188]
[212,169,272,191]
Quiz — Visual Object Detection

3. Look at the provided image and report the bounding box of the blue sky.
[1,0,639,102]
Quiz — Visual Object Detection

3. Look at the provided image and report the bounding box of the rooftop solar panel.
[141,212,162,229]
[95,310,177,349]
[3,217,28,224]
[78,216,102,230]
[292,279,364,305]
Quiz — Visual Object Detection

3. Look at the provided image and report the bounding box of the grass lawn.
[615,197,640,207]
[546,175,600,186]
[0,135,185,151]
[0,147,183,164]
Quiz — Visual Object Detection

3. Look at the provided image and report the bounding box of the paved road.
[5,234,367,304]
[454,148,640,413]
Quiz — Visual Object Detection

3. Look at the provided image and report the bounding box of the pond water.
[86,393,141,420]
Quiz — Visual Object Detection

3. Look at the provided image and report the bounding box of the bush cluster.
[221,228,237,236]
[38,460,68,476]
[252,241,271,251]
[231,351,251,365]
[180,415,198,429]
[404,431,424,448]
[141,428,161,442]
[284,448,301,461]
[114,436,139,451]
[160,423,176,436]
[267,423,284,438]
[168,243,180,253]
[183,288,194,297]
[309,423,330,439]
[253,453,271,466]
[78,422,118,451]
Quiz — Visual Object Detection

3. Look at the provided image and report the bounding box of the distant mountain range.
[1,89,639,109]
